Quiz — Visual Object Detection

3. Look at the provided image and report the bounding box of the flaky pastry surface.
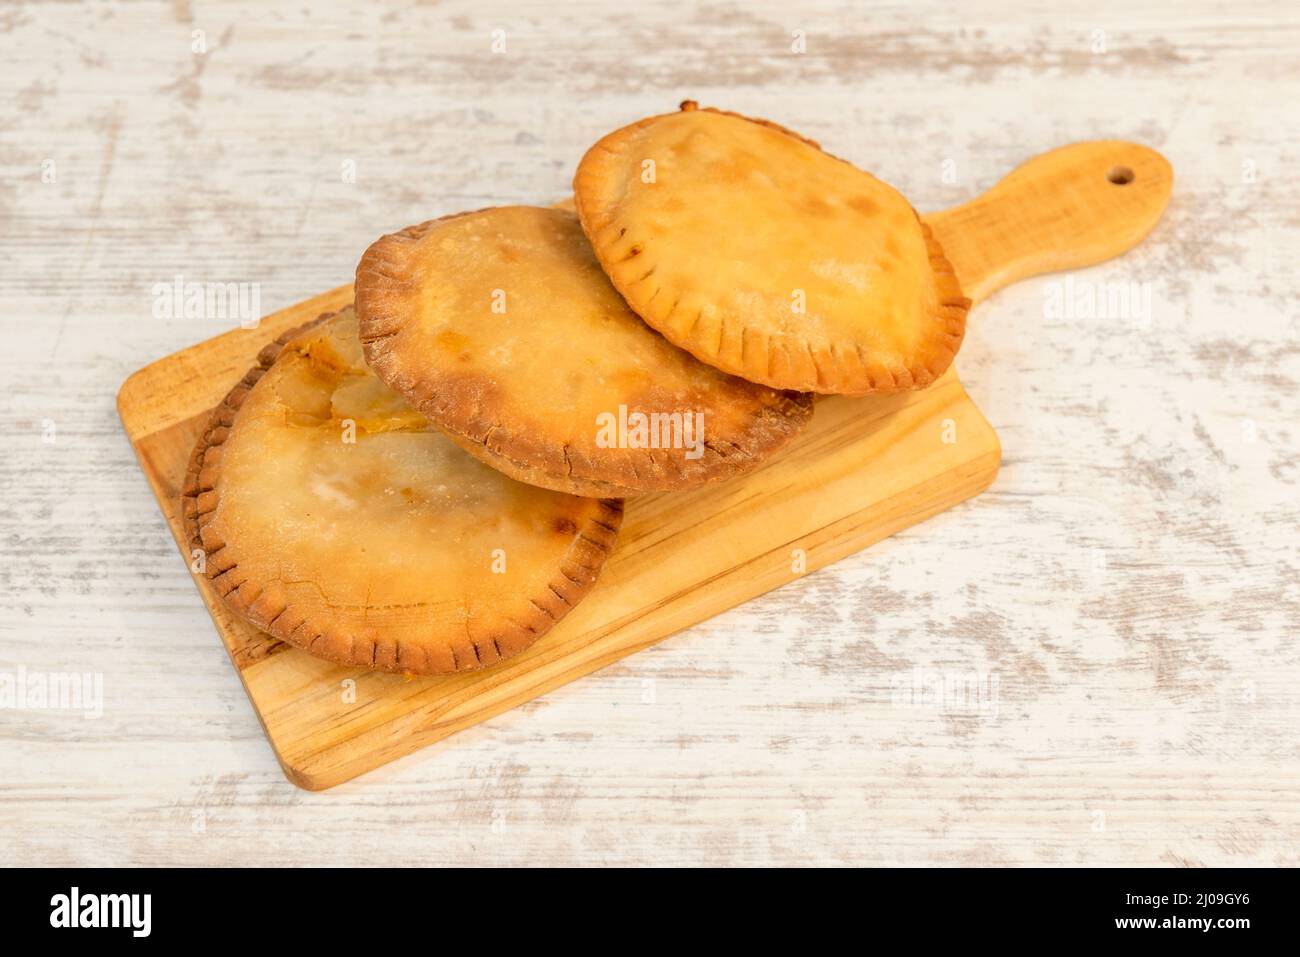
[574,104,969,395]
[181,308,622,675]
[355,206,812,495]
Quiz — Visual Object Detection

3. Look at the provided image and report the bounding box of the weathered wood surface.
[2,0,1298,865]
[115,138,1171,793]
[119,284,1001,792]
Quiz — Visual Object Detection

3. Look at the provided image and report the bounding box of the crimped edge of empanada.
[180,309,623,675]
[354,209,815,496]
[573,101,971,396]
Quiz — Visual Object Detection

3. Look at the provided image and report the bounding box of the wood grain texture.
[115,137,1171,790]
[928,141,1173,305]
[3,0,1298,864]
[120,285,1000,789]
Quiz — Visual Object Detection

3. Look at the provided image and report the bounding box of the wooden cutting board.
[118,141,1171,789]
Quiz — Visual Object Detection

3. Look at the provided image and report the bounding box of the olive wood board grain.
[118,140,1171,789]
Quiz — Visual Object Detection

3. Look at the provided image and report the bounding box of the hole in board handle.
[1107,165,1135,186]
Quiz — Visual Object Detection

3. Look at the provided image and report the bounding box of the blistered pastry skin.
[181,308,622,675]
[354,206,814,496]
[573,103,970,395]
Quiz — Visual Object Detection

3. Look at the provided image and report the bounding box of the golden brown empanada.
[181,307,621,675]
[573,102,970,395]
[354,205,813,497]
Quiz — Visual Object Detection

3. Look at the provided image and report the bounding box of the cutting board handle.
[923,141,1173,306]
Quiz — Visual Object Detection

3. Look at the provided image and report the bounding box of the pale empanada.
[354,205,813,497]
[573,103,970,395]
[181,307,621,675]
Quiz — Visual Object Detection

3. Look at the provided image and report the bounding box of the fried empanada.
[354,205,812,497]
[573,102,970,395]
[181,307,621,675]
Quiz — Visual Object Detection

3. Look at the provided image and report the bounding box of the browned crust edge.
[572,101,972,396]
[354,208,816,495]
[433,394,811,498]
[180,309,625,676]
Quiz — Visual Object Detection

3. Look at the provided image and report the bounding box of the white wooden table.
[2,0,1297,866]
